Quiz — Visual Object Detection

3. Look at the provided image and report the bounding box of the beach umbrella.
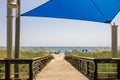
[21,0,120,57]
[72,49,77,53]
[82,48,88,53]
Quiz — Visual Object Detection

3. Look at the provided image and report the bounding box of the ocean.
[0,46,120,53]
[20,46,112,52]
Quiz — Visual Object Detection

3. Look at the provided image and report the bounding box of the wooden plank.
[36,53,89,80]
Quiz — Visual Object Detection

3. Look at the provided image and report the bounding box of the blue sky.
[0,0,120,47]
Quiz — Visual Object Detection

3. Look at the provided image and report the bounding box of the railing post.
[93,60,97,80]
[5,60,10,80]
[77,59,79,69]
[29,60,33,80]
[78,59,81,70]
[87,62,89,75]
[80,60,83,71]
[117,61,120,79]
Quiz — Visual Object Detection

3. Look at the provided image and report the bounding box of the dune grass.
[0,49,50,79]
[69,50,120,58]
[17,50,49,58]
[0,49,49,59]
[0,50,7,58]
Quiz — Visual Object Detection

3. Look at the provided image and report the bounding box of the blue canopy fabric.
[21,0,120,23]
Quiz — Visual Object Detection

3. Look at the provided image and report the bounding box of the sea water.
[20,46,112,52]
[0,46,120,52]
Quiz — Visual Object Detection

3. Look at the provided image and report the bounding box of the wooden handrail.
[0,55,53,80]
[65,55,120,80]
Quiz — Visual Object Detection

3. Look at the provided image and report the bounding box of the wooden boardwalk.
[36,53,89,80]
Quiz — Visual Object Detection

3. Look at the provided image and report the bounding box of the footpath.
[36,53,89,80]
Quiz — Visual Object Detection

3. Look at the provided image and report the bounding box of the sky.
[0,0,120,47]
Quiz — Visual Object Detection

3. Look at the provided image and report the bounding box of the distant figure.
[54,52,57,54]
[65,51,68,54]
[54,51,61,54]
[57,51,61,54]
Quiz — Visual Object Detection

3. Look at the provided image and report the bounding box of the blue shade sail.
[21,0,120,23]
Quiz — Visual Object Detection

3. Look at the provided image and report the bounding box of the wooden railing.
[65,55,120,80]
[0,55,53,80]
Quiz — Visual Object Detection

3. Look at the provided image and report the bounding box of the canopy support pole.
[111,23,118,58]
[15,0,20,60]
[14,0,20,78]
[7,0,13,59]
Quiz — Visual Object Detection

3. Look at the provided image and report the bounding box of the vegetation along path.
[36,53,89,80]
